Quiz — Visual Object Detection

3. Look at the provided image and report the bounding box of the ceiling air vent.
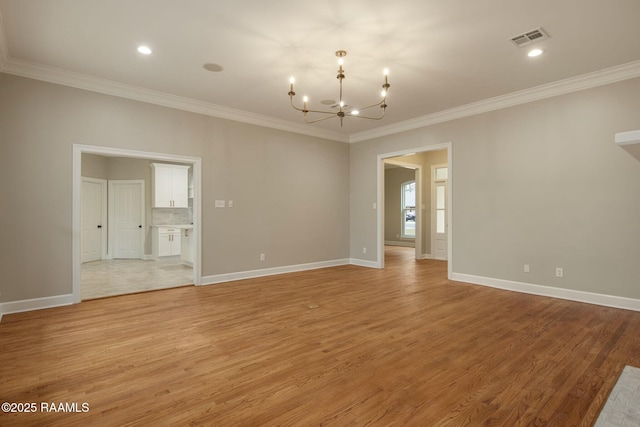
[510,27,549,47]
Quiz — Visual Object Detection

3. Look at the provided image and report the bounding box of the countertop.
[150,224,194,229]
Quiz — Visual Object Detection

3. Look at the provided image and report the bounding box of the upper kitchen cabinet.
[151,163,189,208]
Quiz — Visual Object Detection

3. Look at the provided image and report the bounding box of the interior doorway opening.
[73,145,202,303]
[377,143,452,279]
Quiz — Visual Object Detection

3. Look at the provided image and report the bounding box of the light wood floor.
[1,246,639,426]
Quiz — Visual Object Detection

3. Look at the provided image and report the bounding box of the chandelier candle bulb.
[289,77,295,95]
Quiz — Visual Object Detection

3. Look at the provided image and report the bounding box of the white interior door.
[434,182,448,259]
[81,178,106,263]
[432,165,448,260]
[110,180,145,259]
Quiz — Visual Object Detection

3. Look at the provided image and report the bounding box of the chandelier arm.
[349,108,387,120]
[304,108,341,115]
[291,97,344,116]
[354,99,386,111]
[349,114,386,120]
[289,97,307,112]
[303,114,340,124]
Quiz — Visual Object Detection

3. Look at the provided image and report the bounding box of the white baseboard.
[451,273,640,312]
[201,259,352,285]
[384,240,415,248]
[142,254,154,261]
[0,294,76,317]
[418,253,433,260]
[349,258,381,269]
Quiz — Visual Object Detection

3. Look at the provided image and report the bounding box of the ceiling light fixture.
[137,46,152,55]
[528,48,543,57]
[288,50,390,127]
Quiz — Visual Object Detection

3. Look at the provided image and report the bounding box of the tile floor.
[595,365,640,427]
[81,257,193,300]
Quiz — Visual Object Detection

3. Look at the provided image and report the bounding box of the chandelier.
[288,50,390,127]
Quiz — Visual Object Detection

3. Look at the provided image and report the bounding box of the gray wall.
[0,72,350,302]
[350,77,640,299]
[82,153,109,179]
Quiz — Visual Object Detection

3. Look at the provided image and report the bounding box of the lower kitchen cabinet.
[152,227,181,258]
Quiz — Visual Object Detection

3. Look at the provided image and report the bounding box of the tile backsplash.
[152,205,192,225]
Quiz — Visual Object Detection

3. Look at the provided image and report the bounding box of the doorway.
[73,145,202,303]
[377,143,452,279]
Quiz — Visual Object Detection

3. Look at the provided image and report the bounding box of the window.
[401,180,416,238]
[435,167,448,181]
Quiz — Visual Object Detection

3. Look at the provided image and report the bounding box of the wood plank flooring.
[1,246,639,426]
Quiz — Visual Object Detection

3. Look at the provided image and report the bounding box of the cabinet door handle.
[97,225,102,229]
[139,225,142,228]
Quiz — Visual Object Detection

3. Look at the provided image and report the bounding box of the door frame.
[376,142,452,280]
[108,179,145,260]
[72,144,202,304]
[81,177,107,262]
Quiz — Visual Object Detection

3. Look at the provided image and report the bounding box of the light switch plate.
[215,200,226,208]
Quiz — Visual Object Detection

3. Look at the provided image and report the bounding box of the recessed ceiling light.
[528,48,543,57]
[203,63,224,72]
[137,46,152,55]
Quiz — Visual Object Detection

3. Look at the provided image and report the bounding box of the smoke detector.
[510,27,550,48]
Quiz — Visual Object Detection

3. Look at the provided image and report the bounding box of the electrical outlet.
[260,253,265,261]
[363,247,367,254]
[524,264,530,273]
[555,267,564,278]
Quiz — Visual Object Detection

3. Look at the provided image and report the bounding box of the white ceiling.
[1,0,640,142]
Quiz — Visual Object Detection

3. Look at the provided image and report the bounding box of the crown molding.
[0,58,349,143]
[349,60,640,143]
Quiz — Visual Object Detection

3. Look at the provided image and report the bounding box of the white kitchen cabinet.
[151,163,189,208]
[152,227,181,258]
